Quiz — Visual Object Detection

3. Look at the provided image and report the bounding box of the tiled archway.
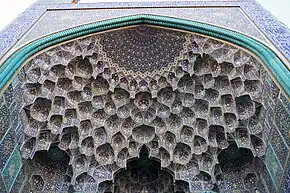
[0,15,289,193]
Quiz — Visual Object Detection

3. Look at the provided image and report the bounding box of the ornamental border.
[0,14,289,97]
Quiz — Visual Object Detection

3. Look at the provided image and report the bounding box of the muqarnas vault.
[0,1,289,193]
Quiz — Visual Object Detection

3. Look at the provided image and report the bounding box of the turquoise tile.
[270,125,289,168]
[275,99,290,144]
[10,167,25,193]
[11,77,19,89]
[1,147,22,192]
[265,145,283,188]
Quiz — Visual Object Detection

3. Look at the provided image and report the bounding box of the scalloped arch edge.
[0,14,289,96]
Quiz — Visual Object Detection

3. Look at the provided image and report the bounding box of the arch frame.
[0,14,289,97]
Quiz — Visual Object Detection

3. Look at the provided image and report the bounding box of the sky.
[0,0,289,31]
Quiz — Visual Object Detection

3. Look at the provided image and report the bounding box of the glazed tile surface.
[1,0,290,60]
[15,7,267,48]
[18,26,270,192]
[0,1,289,192]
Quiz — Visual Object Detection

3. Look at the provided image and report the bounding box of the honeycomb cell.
[95,144,115,165]
[236,95,255,120]
[244,173,257,189]
[26,67,41,83]
[30,98,51,122]
[48,115,63,134]
[19,25,267,189]
[91,109,107,127]
[91,76,109,96]
[21,138,36,159]
[79,120,93,136]
[63,109,77,127]
[93,127,107,146]
[75,57,93,78]
[111,88,130,107]
[23,83,42,104]
[193,135,208,155]
[135,92,152,111]
[80,136,95,156]
[132,125,155,144]
[120,117,135,138]
[77,101,93,120]
[112,132,126,152]
[157,104,170,118]
[173,143,192,165]
[180,126,194,145]
[42,80,55,98]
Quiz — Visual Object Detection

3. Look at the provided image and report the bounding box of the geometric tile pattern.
[0,73,24,193]
[264,145,283,188]
[1,147,22,192]
[0,1,289,192]
[19,25,271,192]
[15,7,267,48]
[0,25,288,193]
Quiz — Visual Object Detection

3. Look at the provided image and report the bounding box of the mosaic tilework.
[284,167,290,193]
[0,101,10,141]
[270,125,289,169]
[0,72,25,192]
[0,128,16,171]
[262,73,290,192]
[2,0,290,61]
[10,168,26,193]
[240,0,290,60]
[1,0,290,63]
[15,7,267,48]
[52,0,290,61]
[19,26,270,191]
[0,1,289,192]
[259,162,276,193]
[0,7,46,59]
[275,99,290,147]
[265,145,283,189]
[0,176,6,192]
[1,148,22,192]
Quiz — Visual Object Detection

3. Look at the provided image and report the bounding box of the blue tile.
[1,147,22,192]
[0,103,10,141]
[0,176,6,193]
[284,175,290,192]
[0,128,16,171]
[269,125,289,168]
[10,168,25,193]
[275,100,290,146]
[260,162,276,193]
[4,85,14,110]
[265,145,283,188]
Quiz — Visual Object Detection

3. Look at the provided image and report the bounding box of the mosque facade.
[0,0,289,192]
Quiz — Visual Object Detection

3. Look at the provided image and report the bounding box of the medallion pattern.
[100,25,187,75]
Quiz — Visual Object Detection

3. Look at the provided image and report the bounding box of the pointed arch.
[0,14,289,97]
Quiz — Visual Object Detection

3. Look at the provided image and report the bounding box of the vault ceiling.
[20,25,266,191]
